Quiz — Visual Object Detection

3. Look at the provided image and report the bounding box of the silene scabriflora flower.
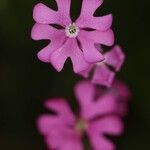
[31,0,114,73]
[37,81,125,150]
[79,45,125,87]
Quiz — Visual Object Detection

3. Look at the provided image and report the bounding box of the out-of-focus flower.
[110,80,131,117]
[31,0,114,73]
[79,45,125,87]
[37,81,124,150]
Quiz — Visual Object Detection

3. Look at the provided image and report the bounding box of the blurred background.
[0,0,150,149]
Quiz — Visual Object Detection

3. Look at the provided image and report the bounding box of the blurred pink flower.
[37,81,124,150]
[79,45,125,87]
[31,0,114,73]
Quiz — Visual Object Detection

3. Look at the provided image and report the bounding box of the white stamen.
[65,23,80,38]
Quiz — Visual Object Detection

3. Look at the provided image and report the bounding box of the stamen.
[75,118,88,133]
[65,23,80,38]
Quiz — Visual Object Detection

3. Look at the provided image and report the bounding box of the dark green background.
[0,0,150,149]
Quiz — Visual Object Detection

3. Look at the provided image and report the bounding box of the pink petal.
[55,0,72,26]
[79,29,114,47]
[83,93,117,120]
[45,133,62,149]
[49,40,70,72]
[92,65,115,87]
[31,24,66,62]
[60,138,83,150]
[75,81,118,120]
[33,2,71,26]
[112,80,131,100]
[37,115,64,135]
[50,39,89,73]
[37,45,52,63]
[87,132,115,150]
[76,0,112,31]
[79,0,104,16]
[75,81,95,109]
[77,29,114,63]
[31,23,65,41]
[78,65,93,78]
[87,116,123,150]
[105,45,125,71]
[110,80,131,117]
[45,99,75,124]
[89,116,124,135]
[37,36,66,62]
[33,3,56,24]
[45,128,83,150]
[78,33,105,63]
[31,23,58,40]
[70,41,89,73]
[76,14,113,31]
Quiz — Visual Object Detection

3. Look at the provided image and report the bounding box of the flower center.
[75,118,88,133]
[65,23,80,38]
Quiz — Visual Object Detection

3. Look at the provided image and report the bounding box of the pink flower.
[37,81,124,150]
[31,0,114,73]
[79,45,125,87]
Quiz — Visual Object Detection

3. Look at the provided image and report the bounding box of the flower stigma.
[75,118,88,133]
[65,23,80,38]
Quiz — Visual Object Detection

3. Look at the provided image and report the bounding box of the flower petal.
[76,14,113,31]
[78,33,105,63]
[79,0,104,16]
[37,115,64,135]
[50,39,89,73]
[60,138,83,150]
[112,80,131,100]
[33,3,57,24]
[45,99,75,124]
[84,93,117,120]
[110,80,131,117]
[78,65,93,78]
[105,45,125,71]
[92,64,115,87]
[31,23,57,40]
[31,23,66,62]
[33,2,71,26]
[76,0,112,31]
[79,29,114,47]
[75,80,100,119]
[75,81,117,119]
[87,132,115,150]
[50,41,70,72]
[89,116,124,135]
[55,0,72,26]
[75,81,95,107]
[37,36,66,62]
[87,116,123,150]
[70,40,89,73]
[45,128,83,150]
